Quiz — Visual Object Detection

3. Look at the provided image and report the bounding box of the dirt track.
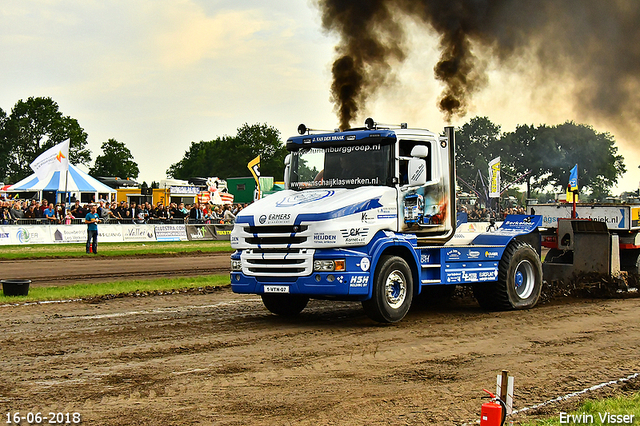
[0,252,232,286]
[0,255,639,425]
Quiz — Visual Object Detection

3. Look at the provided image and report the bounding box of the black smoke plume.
[317,0,640,130]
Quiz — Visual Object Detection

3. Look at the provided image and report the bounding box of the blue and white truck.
[230,119,544,323]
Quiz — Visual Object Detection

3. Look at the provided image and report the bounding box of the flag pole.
[64,168,69,208]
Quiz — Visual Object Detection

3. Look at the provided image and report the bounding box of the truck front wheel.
[473,240,542,310]
[362,255,414,323]
[261,294,309,317]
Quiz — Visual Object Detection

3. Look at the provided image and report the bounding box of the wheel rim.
[514,260,535,299]
[385,269,407,309]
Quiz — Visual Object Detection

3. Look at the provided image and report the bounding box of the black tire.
[473,240,542,311]
[362,255,413,323]
[261,293,309,317]
[414,284,456,307]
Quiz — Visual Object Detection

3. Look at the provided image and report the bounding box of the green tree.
[537,121,625,198]
[1,97,91,182]
[456,117,626,200]
[89,138,140,179]
[0,108,9,181]
[455,116,502,200]
[168,123,288,180]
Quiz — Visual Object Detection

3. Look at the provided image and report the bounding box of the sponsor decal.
[361,212,375,224]
[377,214,397,219]
[420,253,431,263]
[360,258,370,272]
[349,275,369,287]
[341,228,369,244]
[341,228,368,237]
[259,215,267,224]
[276,190,335,207]
[312,135,345,142]
[447,267,498,283]
[411,163,425,181]
[485,250,499,258]
[446,271,462,283]
[446,249,462,260]
[262,213,291,224]
[468,250,480,259]
[313,233,337,244]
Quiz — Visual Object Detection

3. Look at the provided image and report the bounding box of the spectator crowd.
[457,204,526,222]
[0,198,247,225]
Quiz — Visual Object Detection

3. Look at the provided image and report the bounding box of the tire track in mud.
[0,286,639,425]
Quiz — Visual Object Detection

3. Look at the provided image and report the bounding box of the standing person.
[85,204,100,254]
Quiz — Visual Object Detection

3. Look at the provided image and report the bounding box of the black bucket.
[2,279,31,296]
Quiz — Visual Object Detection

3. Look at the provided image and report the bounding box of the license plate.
[264,285,290,294]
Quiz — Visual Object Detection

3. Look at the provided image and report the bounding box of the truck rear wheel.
[261,294,309,317]
[362,255,413,323]
[473,240,542,310]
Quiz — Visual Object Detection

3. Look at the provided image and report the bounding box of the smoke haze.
[317,0,640,131]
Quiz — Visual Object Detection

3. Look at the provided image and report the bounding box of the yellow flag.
[248,155,261,198]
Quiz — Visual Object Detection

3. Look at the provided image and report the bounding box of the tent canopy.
[8,164,116,194]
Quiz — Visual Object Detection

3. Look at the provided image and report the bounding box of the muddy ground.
[0,255,639,425]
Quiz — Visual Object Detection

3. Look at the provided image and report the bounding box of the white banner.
[51,225,87,243]
[489,157,501,198]
[122,224,156,242]
[7,226,51,245]
[155,224,188,241]
[98,224,124,242]
[0,227,14,245]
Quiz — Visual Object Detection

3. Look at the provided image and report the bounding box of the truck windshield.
[289,143,393,190]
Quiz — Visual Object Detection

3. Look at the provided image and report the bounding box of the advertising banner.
[488,157,500,198]
[51,225,86,243]
[8,225,51,245]
[0,227,14,245]
[99,224,125,242]
[530,204,629,230]
[155,224,188,241]
[212,224,233,240]
[122,224,156,242]
[186,225,216,241]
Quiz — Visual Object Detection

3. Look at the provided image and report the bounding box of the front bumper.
[230,248,372,298]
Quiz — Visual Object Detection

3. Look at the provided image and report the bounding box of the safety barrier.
[0,223,234,245]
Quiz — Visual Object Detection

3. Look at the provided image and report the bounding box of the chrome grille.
[240,249,314,277]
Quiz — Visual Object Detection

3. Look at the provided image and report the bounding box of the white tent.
[7,164,115,201]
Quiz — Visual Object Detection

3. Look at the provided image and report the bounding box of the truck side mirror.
[407,158,427,186]
[410,145,428,158]
[284,154,291,189]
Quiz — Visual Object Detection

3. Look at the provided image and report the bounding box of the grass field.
[0,240,233,259]
[0,275,231,304]
[520,392,640,425]
[0,241,234,303]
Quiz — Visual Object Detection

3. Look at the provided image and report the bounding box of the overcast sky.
[2,0,638,193]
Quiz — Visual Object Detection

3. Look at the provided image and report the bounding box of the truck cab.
[231,119,543,323]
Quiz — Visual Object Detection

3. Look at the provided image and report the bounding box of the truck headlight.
[313,259,346,272]
[230,259,242,271]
